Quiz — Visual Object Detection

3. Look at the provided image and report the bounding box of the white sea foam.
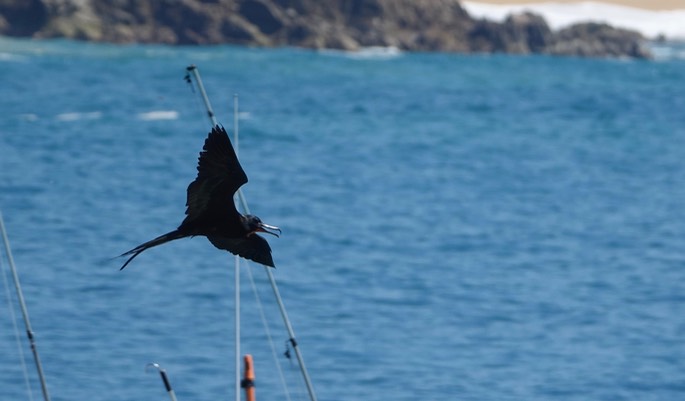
[0,52,26,62]
[18,113,38,121]
[462,1,685,40]
[349,46,403,60]
[56,111,103,122]
[321,46,403,60]
[650,41,685,60]
[137,110,179,121]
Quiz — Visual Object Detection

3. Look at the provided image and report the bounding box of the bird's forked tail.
[119,230,185,270]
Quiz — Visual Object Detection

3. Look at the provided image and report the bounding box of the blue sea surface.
[1,38,684,401]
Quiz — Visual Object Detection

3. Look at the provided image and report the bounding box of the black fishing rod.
[147,363,179,401]
[0,210,51,401]
[185,65,318,401]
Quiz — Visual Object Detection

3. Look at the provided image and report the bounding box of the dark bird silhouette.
[119,125,280,270]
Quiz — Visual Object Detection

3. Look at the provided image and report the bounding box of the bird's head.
[242,215,281,237]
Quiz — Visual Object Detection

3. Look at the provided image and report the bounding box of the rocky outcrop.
[0,0,48,36]
[0,0,652,59]
[547,22,651,58]
[468,12,553,54]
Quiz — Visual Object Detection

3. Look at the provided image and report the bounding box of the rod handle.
[241,354,256,401]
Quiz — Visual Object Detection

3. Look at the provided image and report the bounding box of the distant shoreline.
[0,0,655,59]
[467,0,685,11]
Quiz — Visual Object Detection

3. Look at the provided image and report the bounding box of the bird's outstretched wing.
[184,125,247,223]
[207,235,275,267]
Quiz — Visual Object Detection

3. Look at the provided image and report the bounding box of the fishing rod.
[147,363,179,401]
[0,210,51,401]
[185,65,318,401]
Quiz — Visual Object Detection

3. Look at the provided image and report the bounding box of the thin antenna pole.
[233,95,241,401]
[187,65,241,401]
[186,66,318,401]
[235,254,241,401]
[0,211,51,401]
[234,94,239,158]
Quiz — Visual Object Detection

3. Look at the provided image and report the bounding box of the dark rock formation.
[0,0,652,59]
[0,0,48,36]
[468,12,553,54]
[547,22,651,58]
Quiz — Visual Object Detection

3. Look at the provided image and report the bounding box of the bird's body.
[119,126,279,270]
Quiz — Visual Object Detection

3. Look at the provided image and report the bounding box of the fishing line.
[283,338,308,401]
[245,264,293,401]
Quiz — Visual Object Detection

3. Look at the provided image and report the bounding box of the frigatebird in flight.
[119,125,280,269]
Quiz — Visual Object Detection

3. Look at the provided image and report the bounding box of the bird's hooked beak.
[257,222,281,237]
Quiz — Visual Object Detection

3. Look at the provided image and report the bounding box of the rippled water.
[1,38,684,401]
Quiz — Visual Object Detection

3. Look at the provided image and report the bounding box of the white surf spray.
[137,110,179,121]
[462,1,685,40]
[55,111,103,122]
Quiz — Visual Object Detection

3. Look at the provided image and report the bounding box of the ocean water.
[1,38,685,401]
